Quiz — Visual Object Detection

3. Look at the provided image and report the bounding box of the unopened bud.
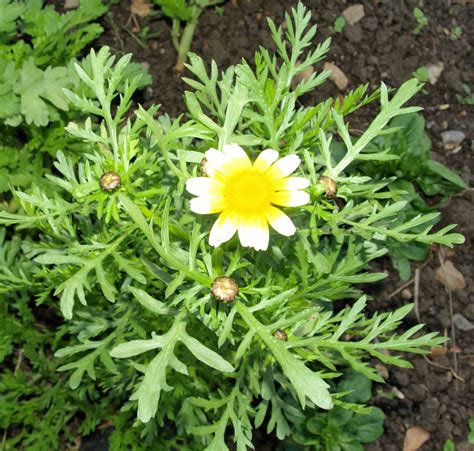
[273,329,288,341]
[200,158,213,177]
[99,172,121,192]
[211,276,239,303]
[318,176,337,197]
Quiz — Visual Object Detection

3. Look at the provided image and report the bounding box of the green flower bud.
[318,176,337,197]
[211,276,239,303]
[99,172,121,192]
[273,329,288,341]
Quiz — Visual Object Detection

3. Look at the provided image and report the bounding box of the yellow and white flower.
[186,144,310,251]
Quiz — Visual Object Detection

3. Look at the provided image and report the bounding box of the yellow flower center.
[224,170,273,212]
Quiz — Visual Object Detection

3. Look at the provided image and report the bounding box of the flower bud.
[318,176,337,197]
[211,276,239,303]
[273,329,288,341]
[99,172,121,192]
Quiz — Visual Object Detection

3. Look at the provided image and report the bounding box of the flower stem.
[174,8,201,72]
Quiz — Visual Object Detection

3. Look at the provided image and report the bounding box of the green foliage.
[0,0,107,65]
[443,439,456,451]
[155,0,194,21]
[333,16,346,33]
[450,26,462,41]
[0,3,465,449]
[456,84,474,106]
[412,7,428,34]
[0,0,150,194]
[0,58,72,126]
[0,0,108,127]
[287,370,384,450]
[358,112,467,278]
[469,417,474,444]
[412,66,429,83]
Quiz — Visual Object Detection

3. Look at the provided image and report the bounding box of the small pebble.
[441,130,466,149]
[64,0,79,8]
[401,288,412,300]
[453,313,474,331]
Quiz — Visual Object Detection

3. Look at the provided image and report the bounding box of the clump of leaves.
[0,0,108,127]
[412,7,428,34]
[358,112,467,279]
[0,0,151,194]
[0,0,107,66]
[0,3,464,449]
[333,16,346,33]
[287,370,384,450]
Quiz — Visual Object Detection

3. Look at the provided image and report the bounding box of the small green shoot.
[413,7,428,34]
[469,417,474,444]
[412,66,429,83]
[333,16,346,33]
[456,84,474,106]
[450,26,462,40]
[443,439,455,451]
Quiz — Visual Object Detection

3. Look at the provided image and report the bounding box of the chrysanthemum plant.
[1,3,464,448]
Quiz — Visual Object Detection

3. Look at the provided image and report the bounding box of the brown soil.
[66,0,474,448]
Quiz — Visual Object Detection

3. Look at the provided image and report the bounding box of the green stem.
[175,8,201,72]
[119,194,211,286]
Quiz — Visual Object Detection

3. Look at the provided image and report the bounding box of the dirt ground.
[57,0,474,448]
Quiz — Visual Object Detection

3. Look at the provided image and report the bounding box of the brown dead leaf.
[342,4,365,25]
[292,65,314,88]
[403,426,430,451]
[375,363,389,380]
[440,245,456,258]
[435,260,466,291]
[430,346,447,357]
[131,0,151,18]
[324,62,349,90]
[64,0,79,9]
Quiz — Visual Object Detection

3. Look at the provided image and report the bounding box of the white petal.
[267,154,301,181]
[274,176,310,191]
[186,177,223,197]
[253,149,279,172]
[209,212,238,247]
[205,148,227,174]
[252,215,269,251]
[272,190,310,207]
[265,206,296,236]
[222,143,252,173]
[189,196,225,214]
[238,215,269,251]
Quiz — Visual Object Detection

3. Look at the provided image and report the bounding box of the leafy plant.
[153,0,225,71]
[456,84,474,106]
[443,439,456,451]
[0,0,107,66]
[412,66,429,84]
[287,370,384,450]
[412,7,428,34]
[0,0,151,194]
[0,3,465,449]
[450,26,462,41]
[356,112,467,279]
[333,16,346,33]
